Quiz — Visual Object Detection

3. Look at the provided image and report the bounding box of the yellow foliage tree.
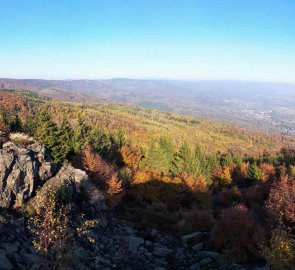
[261,226,295,270]
[221,167,232,185]
[120,145,142,171]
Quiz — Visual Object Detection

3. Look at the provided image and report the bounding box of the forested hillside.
[1,78,295,135]
[0,89,295,269]
[0,89,293,157]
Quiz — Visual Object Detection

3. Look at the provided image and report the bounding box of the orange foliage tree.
[233,162,249,184]
[107,174,122,195]
[180,172,208,193]
[120,145,143,171]
[266,175,295,226]
[259,163,276,182]
[82,145,114,186]
[212,166,232,187]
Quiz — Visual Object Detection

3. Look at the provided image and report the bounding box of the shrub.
[261,226,295,270]
[186,209,214,231]
[220,186,241,207]
[241,184,268,210]
[118,167,133,186]
[76,213,98,245]
[28,185,98,266]
[28,186,71,259]
[9,132,34,146]
[180,172,211,209]
[211,204,264,262]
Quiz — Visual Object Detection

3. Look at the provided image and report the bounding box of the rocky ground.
[0,141,270,270]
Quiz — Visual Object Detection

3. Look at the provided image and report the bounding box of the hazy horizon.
[0,0,294,83]
[1,77,295,86]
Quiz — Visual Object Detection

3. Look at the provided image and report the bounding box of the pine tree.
[110,129,126,148]
[73,117,90,153]
[248,163,262,181]
[202,154,219,180]
[58,119,74,158]
[37,110,67,164]
[10,114,22,132]
[195,144,207,174]
[88,127,111,157]
[170,142,200,177]
[159,136,174,169]
[220,153,233,167]
[141,141,168,171]
[0,108,10,126]
[141,137,174,172]
[23,117,37,136]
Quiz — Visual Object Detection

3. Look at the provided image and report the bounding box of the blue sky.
[0,0,294,82]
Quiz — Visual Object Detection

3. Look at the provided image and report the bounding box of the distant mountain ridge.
[1,78,295,134]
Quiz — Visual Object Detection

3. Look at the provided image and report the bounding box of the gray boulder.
[126,236,144,254]
[192,243,204,251]
[0,141,57,208]
[0,141,107,222]
[0,242,19,255]
[153,244,173,257]
[0,253,13,270]
[181,231,202,244]
[197,251,220,260]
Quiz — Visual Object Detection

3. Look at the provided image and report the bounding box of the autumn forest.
[0,89,294,269]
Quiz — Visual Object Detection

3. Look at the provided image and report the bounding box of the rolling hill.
[0,89,293,157]
[1,78,294,135]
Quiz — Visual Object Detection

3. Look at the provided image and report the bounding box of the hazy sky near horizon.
[0,0,294,82]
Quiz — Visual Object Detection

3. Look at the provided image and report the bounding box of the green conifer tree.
[170,142,200,177]
[88,127,111,157]
[141,141,168,171]
[73,117,90,153]
[37,110,68,164]
[23,117,37,136]
[10,114,22,132]
[58,119,74,158]
[159,136,174,168]
[110,128,126,148]
[248,163,262,181]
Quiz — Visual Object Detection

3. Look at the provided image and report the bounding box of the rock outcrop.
[0,141,57,208]
[0,140,107,220]
[0,141,263,269]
